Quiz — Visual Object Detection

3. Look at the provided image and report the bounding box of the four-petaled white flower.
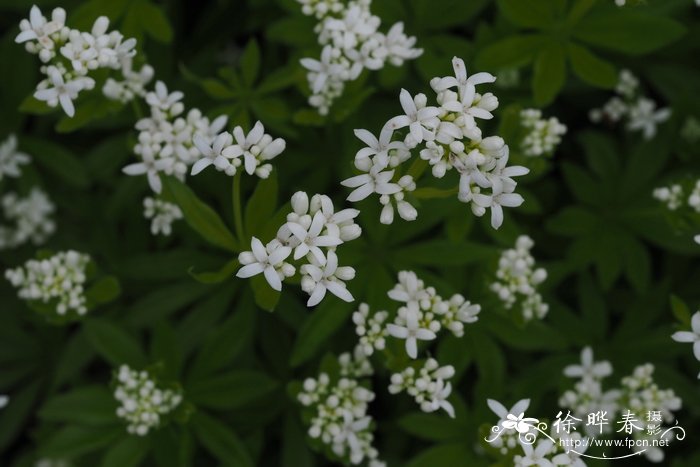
[122,152,172,193]
[342,167,400,202]
[237,237,292,291]
[427,379,455,418]
[672,311,700,363]
[563,346,613,381]
[191,132,234,175]
[487,398,531,429]
[386,310,436,358]
[516,439,555,467]
[225,121,286,176]
[0,135,31,181]
[300,45,344,94]
[387,89,439,147]
[301,250,355,306]
[431,57,496,96]
[34,66,94,117]
[287,211,343,265]
[15,5,65,48]
[146,81,184,112]
[353,124,407,169]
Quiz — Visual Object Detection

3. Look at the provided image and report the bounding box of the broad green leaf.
[578,131,621,180]
[622,237,651,292]
[20,138,89,188]
[241,40,261,86]
[84,318,146,367]
[244,173,278,236]
[191,412,254,467]
[497,0,558,28]
[85,276,121,307]
[101,436,149,467]
[188,371,278,410]
[568,42,616,88]
[163,177,239,252]
[40,386,117,426]
[290,300,354,367]
[574,10,685,55]
[670,295,692,327]
[475,34,548,70]
[189,259,239,284]
[532,42,566,105]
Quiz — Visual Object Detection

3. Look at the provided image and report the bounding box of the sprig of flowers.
[298,0,422,115]
[590,69,670,140]
[341,57,528,229]
[519,109,567,157]
[236,191,360,306]
[653,178,700,214]
[5,250,89,318]
[143,196,182,236]
[356,270,480,359]
[16,5,138,117]
[113,365,183,436]
[671,310,700,378]
[490,235,548,322]
[388,358,456,418]
[297,352,383,465]
[0,134,31,181]
[0,188,55,250]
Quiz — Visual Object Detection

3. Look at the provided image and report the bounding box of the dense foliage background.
[0,0,699,465]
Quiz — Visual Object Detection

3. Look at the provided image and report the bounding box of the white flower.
[301,45,344,94]
[146,81,184,113]
[191,132,234,175]
[386,310,436,359]
[514,439,555,467]
[672,311,700,363]
[15,5,66,48]
[342,167,401,202]
[33,66,94,117]
[564,347,613,381]
[353,124,408,169]
[352,303,388,356]
[114,365,182,436]
[519,109,567,157]
[301,250,355,306]
[389,358,455,417]
[237,237,293,291]
[431,57,496,96]
[287,211,343,264]
[0,134,31,181]
[387,270,431,313]
[627,97,671,140]
[427,379,455,418]
[122,152,172,193]
[0,188,55,250]
[143,197,182,236]
[387,89,440,147]
[487,398,531,428]
[223,121,286,178]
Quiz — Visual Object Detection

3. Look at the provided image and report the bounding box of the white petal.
[237,263,265,278]
[263,265,282,291]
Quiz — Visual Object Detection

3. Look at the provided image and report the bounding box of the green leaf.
[136,1,173,43]
[188,371,278,410]
[101,436,149,467]
[567,42,616,88]
[150,322,182,379]
[126,281,211,328]
[497,0,557,28]
[240,39,261,86]
[56,97,122,133]
[398,413,465,441]
[670,295,692,327]
[20,138,90,189]
[85,276,121,307]
[577,131,621,180]
[407,443,474,467]
[0,381,41,451]
[189,259,239,284]
[40,426,123,458]
[573,10,685,55]
[84,318,146,367]
[532,42,566,105]
[290,300,354,367]
[395,241,495,266]
[163,177,239,252]
[475,34,548,70]
[622,237,651,292]
[250,274,281,312]
[282,415,314,467]
[191,412,254,467]
[245,173,278,236]
[40,386,117,426]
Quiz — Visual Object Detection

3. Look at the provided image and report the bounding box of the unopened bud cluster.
[388,358,456,417]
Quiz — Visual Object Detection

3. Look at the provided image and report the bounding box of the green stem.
[232,171,245,243]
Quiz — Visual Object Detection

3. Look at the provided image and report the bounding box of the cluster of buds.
[113,365,183,436]
[490,235,548,321]
[388,358,456,417]
[590,69,670,140]
[518,108,567,157]
[0,134,30,181]
[15,6,142,117]
[237,192,361,306]
[653,178,700,213]
[143,196,183,236]
[298,0,422,115]
[0,188,55,250]
[341,57,528,229]
[5,250,89,318]
[297,354,383,465]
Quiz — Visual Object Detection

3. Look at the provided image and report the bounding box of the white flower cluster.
[672,311,700,378]
[341,57,528,229]
[560,348,682,463]
[352,303,388,356]
[298,0,422,115]
[519,108,567,157]
[143,197,182,236]
[237,192,360,306]
[122,81,228,193]
[5,250,89,317]
[114,365,182,436]
[490,235,548,321]
[590,69,670,140]
[0,188,55,250]
[653,178,700,213]
[297,360,382,465]
[16,6,138,117]
[384,271,480,358]
[388,358,456,418]
[0,134,30,181]
[190,120,286,179]
[339,345,374,379]
[103,58,154,103]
